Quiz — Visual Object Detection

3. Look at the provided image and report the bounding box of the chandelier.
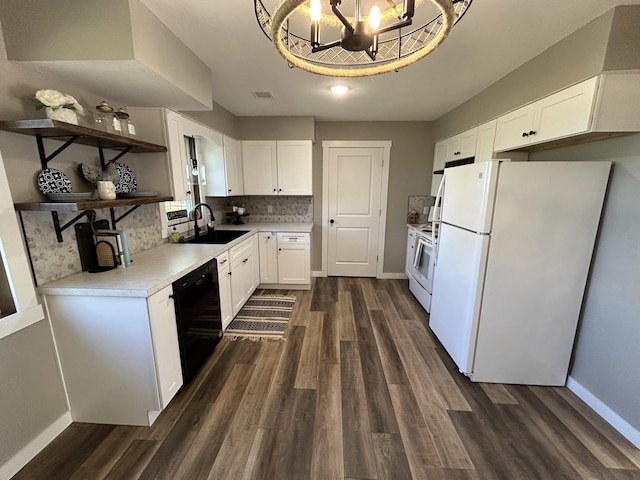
[255,0,473,77]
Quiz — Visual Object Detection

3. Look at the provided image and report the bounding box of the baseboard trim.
[0,411,72,479]
[566,376,640,448]
[312,271,407,280]
[379,273,408,280]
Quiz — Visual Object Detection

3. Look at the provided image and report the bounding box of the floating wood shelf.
[0,119,167,153]
[1,119,172,243]
[14,196,173,212]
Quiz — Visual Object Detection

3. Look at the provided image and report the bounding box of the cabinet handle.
[219,259,227,265]
[330,219,335,224]
[279,248,282,251]
[228,271,232,276]
[278,188,282,192]
[186,190,192,195]
[529,130,536,136]
[522,132,529,137]
[273,188,277,192]
[228,189,232,192]
[169,294,174,299]
[454,151,460,156]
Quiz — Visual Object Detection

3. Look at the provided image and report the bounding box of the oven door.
[412,237,435,294]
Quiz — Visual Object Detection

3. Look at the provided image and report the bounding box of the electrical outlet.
[267,205,273,213]
[423,206,429,214]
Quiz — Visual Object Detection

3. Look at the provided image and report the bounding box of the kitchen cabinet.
[229,234,258,316]
[433,141,448,173]
[447,128,478,161]
[433,127,478,173]
[200,133,244,198]
[223,136,244,196]
[475,119,497,162]
[242,140,312,195]
[276,233,310,285]
[494,77,598,151]
[42,284,183,426]
[216,251,233,330]
[258,232,278,284]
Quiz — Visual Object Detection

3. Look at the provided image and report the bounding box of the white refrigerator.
[429,160,611,385]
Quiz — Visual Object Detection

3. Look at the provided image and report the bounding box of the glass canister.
[115,109,130,138]
[117,108,136,136]
[95,101,116,134]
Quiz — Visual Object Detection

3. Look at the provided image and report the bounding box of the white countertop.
[38,223,314,298]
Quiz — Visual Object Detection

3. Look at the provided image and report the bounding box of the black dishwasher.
[172,259,222,383]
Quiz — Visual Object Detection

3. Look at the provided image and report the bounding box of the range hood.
[0,0,213,111]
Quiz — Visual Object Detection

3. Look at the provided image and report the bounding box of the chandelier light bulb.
[369,5,381,30]
[310,0,322,22]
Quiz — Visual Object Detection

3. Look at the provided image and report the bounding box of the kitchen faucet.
[192,203,215,239]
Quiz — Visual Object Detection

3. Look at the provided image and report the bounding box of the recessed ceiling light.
[330,85,350,95]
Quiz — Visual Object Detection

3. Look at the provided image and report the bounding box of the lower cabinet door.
[230,257,247,316]
[277,244,310,284]
[218,266,233,330]
[147,285,183,409]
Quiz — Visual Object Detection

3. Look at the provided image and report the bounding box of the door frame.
[321,141,392,278]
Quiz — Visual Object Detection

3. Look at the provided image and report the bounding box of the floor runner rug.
[225,294,296,340]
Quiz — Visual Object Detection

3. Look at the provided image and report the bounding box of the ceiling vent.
[252,91,274,99]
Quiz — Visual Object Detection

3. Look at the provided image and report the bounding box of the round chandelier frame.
[255,0,473,77]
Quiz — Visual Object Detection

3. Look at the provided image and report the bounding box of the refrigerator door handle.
[432,173,446,263]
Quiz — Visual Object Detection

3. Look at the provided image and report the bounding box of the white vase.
[45,107,78,125]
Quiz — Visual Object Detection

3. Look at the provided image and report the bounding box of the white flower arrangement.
[33,89,85,115]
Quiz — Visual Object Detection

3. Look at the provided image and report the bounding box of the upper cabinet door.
[223,136,244,196]
[531,76,597,145]
[447,128,478,160]
[242,141,278,195]
[475,119,497,162]
[164,110,190,201]
[494,103,536,152]
[276,140,312,195]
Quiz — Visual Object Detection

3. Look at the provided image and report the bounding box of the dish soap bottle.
[171,226,181,243]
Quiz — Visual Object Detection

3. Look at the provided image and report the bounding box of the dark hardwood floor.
[14,277,640,479]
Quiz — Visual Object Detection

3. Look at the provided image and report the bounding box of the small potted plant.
[33,89,84,125]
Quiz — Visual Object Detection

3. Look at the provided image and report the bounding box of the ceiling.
[139,0,640,122]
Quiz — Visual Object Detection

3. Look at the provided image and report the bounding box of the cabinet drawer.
[276,233,309,244]
[216,251,230,274]
[230,236,254,262]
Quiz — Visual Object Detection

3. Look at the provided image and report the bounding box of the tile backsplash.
[21,196,312,285]
[407,195,435,224]
[21,204,164,285]
[206,195,313,224]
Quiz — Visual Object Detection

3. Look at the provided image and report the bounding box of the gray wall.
[314,122,433,273]
[531,134,640,430]
[432,4,640,433]
[0,23,71,464]
[434,8,614,141]
[238,116,316,141]
[182,102,239,138]
[206,116,434,273]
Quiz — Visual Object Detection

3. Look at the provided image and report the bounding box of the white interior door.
[327,147,383,277]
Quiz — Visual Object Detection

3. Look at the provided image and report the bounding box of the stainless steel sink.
[185,230,249,245]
